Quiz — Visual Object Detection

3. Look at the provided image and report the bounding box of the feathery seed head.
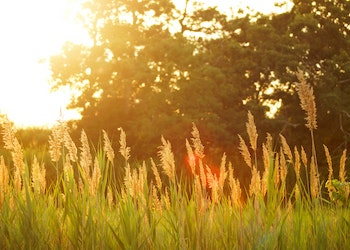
[0,156,9,205]
[246,111,258,151]
[1,117,17,151]
[12,138,24,174]
[280,134,293,162]
[301,146,308,168]
[294,146,301,180]
[64,129,78,162]
[158,136,176,183]
[119,128,130,161]
[151,158,162,191]
[102,130,115,164]
[261,169,269,196]
[49,121,67,162]
[63,154,74,182]
[199,160,207,190]
[206,165,215,189]
[206,165,219,204]
[262,143,270,172]
[262,133,273,170]
[164,188,171,210]
[1,118,24,174]
[80,129,92,176]
[31,155,41,193]
[123,163,132,196]
[274,153,280,188]
[191,123,205,159]
[32,155,46,196]
[90,157,101,196]
[238,135,252,168]
[151,184,162,212]
[295,69,317,130]
[185,139,196,175]
[218,153,227,192]
[249,167,261,197]
[323,145,333,182]
[206,165,220,204]
[228,163,242,207]
[279,148,288,184]
[339,149,347,182]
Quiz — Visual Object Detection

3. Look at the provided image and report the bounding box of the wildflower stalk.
[296,69,321,201]
[247,111,258,169]
[102,130,115,186]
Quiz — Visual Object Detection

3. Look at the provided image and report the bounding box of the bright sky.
[0,0,88,127]
[0,0,291,128]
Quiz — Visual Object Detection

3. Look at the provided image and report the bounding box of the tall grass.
[0,72,349,248]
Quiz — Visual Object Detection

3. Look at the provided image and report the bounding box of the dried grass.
[158,136,176,183]
[64,128,78,162]
[191,123,205,159]
[294,147,301,180]
[80,129,92,178]
[323,145,333,182]
[296,69,317,131]
[238,134,252,168]
[31,156,46,196]
[0,83,349,249]
[48,121,66,162]
[206,165,219,204]
[119,128,130,162]
[185,139,196,175]
[151,158,162,191]
[246,111,258,151]
[249,167,261,197]
[102,130,115,163]
[280,134,293,162]
[339,149,347,182]
[218,153,227,194]
[228,163,242,207]
[90,157,101,196]
[0,156,9,205]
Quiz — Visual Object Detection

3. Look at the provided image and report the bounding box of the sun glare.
[0,0,288,128]
[0,0,88,127]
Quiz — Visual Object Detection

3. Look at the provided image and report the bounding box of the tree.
[181,0,350,178]
[217,0,350,175]
[271,0,350,157]
[50,0,231,159]
[50,0,350,176]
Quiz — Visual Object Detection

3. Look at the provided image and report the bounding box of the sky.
[0,0,88,127]
[0,0,292,128]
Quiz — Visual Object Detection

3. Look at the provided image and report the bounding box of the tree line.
[49,0,350,178]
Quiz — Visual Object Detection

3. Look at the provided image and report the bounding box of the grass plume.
[0,98,349,248]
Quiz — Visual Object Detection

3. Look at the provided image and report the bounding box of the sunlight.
[0,0,88,127]
[0,0,289,128]
[175,0,293,15]
[234,0,293,14]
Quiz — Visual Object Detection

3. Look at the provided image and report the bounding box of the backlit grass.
[0,72,349,248]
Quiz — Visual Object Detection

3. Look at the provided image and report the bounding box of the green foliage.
[49,0,350,189]
[326,179,350,206]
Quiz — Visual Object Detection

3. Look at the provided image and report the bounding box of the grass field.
[0,73,349,249]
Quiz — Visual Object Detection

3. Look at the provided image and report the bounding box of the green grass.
[0,116,349,249]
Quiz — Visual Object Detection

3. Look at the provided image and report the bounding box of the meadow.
[0,73,349,249]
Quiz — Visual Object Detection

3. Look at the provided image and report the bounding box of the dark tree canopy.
[50,0,350,171]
